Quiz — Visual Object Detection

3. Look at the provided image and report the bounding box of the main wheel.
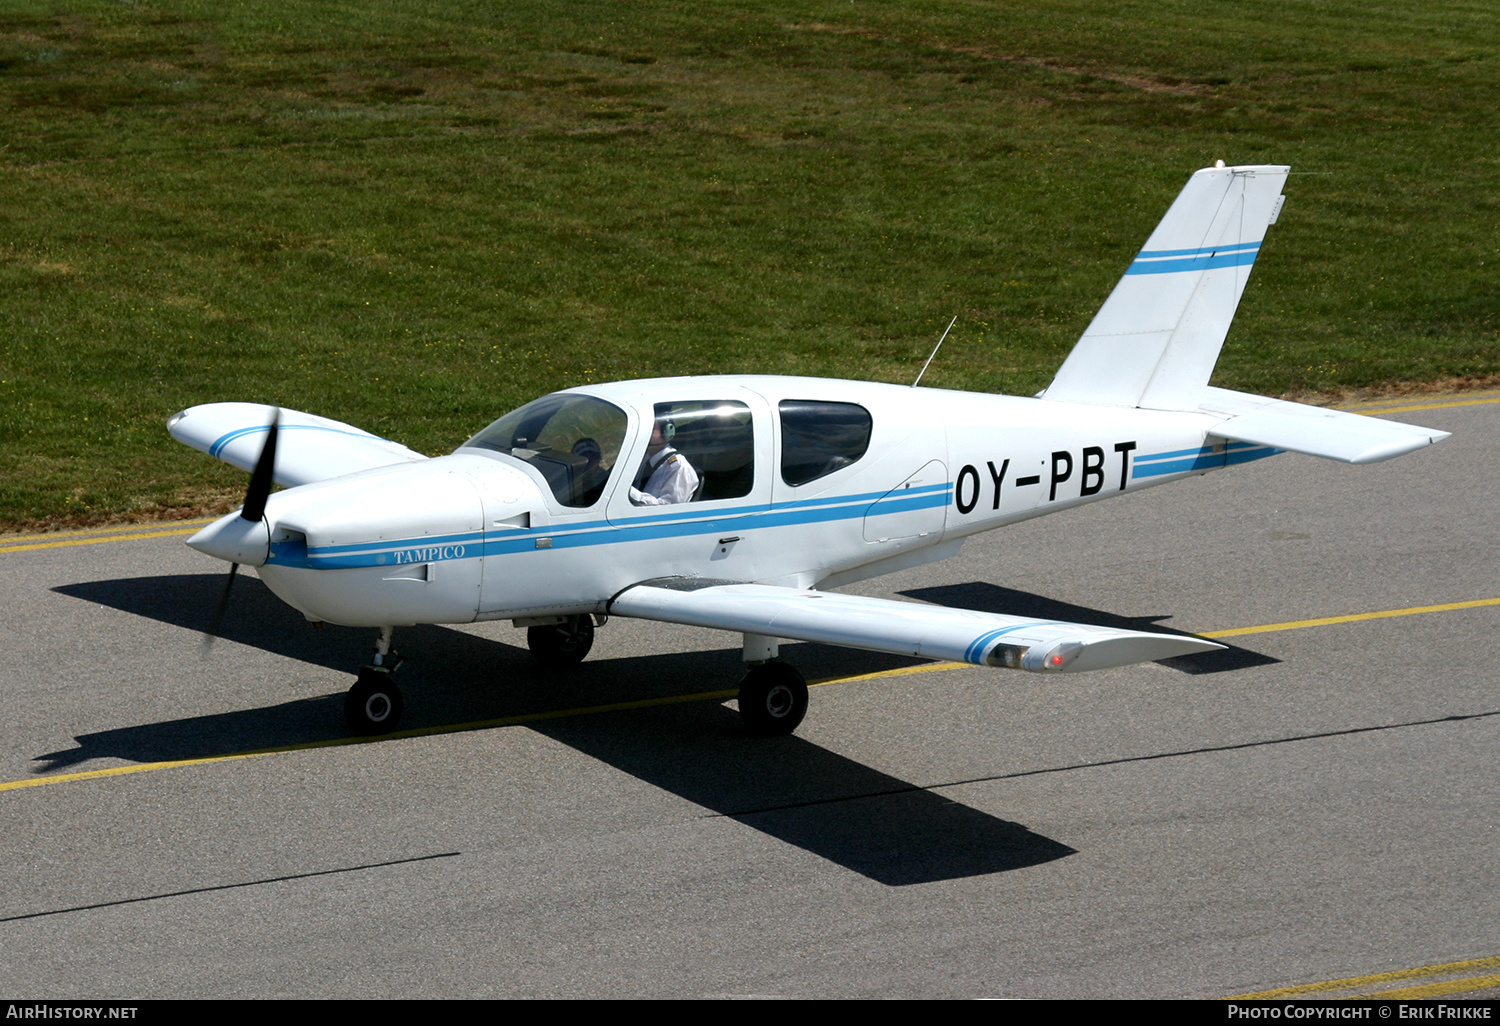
[737,661,808,736]
[527,615,595,668]
[345,670,404,735]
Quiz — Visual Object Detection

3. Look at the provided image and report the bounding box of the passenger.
[629,417,699,505]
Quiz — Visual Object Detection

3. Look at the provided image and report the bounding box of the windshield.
[461,393,628,508]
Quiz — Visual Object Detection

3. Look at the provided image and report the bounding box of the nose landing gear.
[344,625,405,735]
[345,668,403,735]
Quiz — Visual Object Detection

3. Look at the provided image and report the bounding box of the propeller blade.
[207,409,278,650]
[202,562,239,652]
[241,408,280,523]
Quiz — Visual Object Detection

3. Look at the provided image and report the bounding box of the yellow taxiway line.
[0,518,216,554]
[1225,953,1500,1000]
[1201,597,1500,639]
[2,593,1495,795]
[1341,391,1500,416]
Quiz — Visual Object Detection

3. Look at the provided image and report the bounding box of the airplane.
[170,162,1449,737]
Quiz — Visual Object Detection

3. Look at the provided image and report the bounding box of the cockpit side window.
[461,394,628,508]
[779,400,872,486]
[631,400,755,506]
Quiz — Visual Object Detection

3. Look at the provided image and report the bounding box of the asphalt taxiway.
[0,394,1495,998]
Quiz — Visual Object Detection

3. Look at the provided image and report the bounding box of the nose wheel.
[345,667,404,735]
[737,661,808,736]
[344,626,404,735]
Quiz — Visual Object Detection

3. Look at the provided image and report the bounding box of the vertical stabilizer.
[1042,164,1289,411]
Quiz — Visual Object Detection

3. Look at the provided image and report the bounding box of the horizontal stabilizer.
[610,581,1222,673]
[169,403,427,488]
[1201,387,1449,464]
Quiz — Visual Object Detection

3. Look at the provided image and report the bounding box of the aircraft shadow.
[899,582,1279,674]
[47,573,1074,885]
[531,704,1075,885]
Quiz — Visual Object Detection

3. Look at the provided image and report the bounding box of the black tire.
[344,670,404,735]
[737,661,809,736]
[527,615,595,668]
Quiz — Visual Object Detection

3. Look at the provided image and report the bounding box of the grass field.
[1,0,1496,526]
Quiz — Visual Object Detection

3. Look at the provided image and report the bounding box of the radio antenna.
[912,315,958,387]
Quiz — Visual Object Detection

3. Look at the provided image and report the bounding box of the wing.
[1200,387,1449,464]
[609,580,1223,673]
[169,402,428,488]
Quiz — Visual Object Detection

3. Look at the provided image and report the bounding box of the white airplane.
[171,162,1448,737]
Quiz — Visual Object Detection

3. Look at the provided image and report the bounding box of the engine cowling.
[245,456,507,627]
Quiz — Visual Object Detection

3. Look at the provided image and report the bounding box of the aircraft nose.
[187,510,271,566]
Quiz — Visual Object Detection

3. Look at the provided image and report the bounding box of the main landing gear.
[736,632,808,736]
[737,660,808,736]
[524,619,810,736]
[526,614,596,669]
[344,625,405,735]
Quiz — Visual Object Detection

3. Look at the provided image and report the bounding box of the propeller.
[203,409,280,650]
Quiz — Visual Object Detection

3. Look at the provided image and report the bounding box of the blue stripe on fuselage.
[267,482,954,569]
[1132,441,1280,479]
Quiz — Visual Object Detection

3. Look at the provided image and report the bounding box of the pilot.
[571,436,610,506]
[629,416,699,506]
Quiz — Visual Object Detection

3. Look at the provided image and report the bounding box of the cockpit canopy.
[462,387,878,510]
[461,393,627,508]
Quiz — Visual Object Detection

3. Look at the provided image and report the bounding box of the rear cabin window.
[779,400,872,486]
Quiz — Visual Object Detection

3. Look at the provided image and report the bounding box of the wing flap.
[610,581,1222,673]
[1201,387,1449,464]
[169,403,428,487]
